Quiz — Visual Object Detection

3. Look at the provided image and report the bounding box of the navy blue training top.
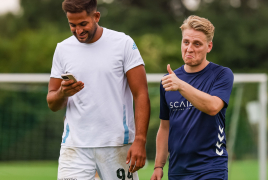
[160,62,234,177]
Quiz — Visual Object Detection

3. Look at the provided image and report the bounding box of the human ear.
[94,11,101,23]
[207,41,213,53]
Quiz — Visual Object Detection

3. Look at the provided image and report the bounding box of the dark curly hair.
[62,0,97,15]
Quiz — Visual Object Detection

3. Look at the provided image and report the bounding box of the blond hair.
[180,15,215,42]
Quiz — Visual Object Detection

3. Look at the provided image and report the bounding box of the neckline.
[181,62,212,75]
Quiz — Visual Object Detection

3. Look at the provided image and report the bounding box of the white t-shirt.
[50,28,145,147]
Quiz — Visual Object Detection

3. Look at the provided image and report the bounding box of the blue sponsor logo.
[132,42,138,50]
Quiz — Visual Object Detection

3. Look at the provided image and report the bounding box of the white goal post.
[0,73,266,180]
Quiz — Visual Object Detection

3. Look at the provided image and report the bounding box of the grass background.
[0,160,264,180]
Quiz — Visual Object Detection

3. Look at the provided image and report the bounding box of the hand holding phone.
[61,73,77,83]
[60,73,84,97]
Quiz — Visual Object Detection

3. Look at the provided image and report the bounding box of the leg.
[58,146,97,180]
[95,144,139,180]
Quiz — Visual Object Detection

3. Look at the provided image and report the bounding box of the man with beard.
[47,0,150,179]
[151,15,233,180]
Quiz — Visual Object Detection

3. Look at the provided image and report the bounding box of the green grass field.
[0,160,265,180]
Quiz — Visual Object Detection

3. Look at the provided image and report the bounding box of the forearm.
[155,125,169,168]
[126,92,150,173]
[178,80,222,116]
[133,93,150,143]
[47,89,68,112]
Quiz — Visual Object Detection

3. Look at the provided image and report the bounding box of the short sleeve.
[50,43,64,79]
[210,68,234,107]
[123,36,145,73]
[159,81,170,120]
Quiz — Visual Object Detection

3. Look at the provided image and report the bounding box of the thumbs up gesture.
[167,64,174,75]
[161,64,181,91]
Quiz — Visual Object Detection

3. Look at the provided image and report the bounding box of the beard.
[73,24,98,43]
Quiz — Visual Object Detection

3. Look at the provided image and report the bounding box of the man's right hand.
[60,80,84,97]
[47,78,84,112]
[150,168,163,180]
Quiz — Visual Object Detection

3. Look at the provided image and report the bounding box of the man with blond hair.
[151,15,233,180]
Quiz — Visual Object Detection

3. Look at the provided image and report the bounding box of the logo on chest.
[170,100,193,111]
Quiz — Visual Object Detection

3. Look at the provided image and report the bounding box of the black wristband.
[154,167,163,170]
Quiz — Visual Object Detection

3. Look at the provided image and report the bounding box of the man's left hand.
[126,138,146,173]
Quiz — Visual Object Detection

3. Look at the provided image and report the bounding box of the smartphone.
[61,73,77,83]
